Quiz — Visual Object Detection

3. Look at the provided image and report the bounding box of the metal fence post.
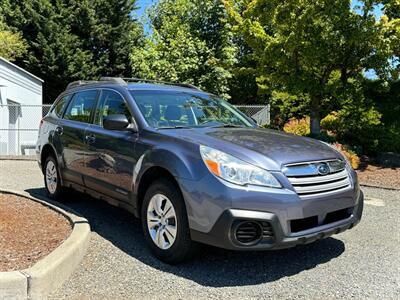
[17,109,20,155]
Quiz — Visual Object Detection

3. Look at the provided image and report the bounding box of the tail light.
[39,118,44,129]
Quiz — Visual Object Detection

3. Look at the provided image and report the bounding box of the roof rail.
[122,77,200,90]
[66,77,127,90]
[99,77,127,85]
[66,80,97,90]
[65,77,199,91]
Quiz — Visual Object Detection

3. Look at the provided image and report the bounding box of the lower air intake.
[234,221,262,245]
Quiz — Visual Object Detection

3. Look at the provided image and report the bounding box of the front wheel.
[44,156,65,199]
[141,179,198,264]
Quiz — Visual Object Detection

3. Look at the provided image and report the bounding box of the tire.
[141,179,198,264]
[44,155,65,200]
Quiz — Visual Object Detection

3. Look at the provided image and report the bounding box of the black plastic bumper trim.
[190,191,364,251]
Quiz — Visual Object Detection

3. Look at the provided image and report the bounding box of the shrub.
[331,143,361,169]
[360,125,400,154]
[321,106,383,154]
[269,91,310,129]
[321,112,340,135]
[283,117,310,136]
[283,110,400,156]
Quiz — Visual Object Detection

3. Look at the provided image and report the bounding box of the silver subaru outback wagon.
[36,77,363,263]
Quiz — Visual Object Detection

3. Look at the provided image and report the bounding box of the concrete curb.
[360,183,400,191]
[0,189,91,300]
[0,155,36,161]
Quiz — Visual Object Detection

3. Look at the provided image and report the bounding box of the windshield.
[130,90,254,129]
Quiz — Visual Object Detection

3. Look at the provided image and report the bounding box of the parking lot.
[1,159,399,299]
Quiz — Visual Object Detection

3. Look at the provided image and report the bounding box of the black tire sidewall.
[141,179,194,264]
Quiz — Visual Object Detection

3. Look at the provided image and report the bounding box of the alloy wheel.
[147,193,177,249]
[46,160,58,194]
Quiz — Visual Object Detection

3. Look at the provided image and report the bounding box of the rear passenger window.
[52,95,70,117]
[63,90,97,123]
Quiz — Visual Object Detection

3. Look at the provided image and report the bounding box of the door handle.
[55,126,63,135]
[85,134,96,144]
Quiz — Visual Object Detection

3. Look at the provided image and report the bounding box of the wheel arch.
[135,165,183,218]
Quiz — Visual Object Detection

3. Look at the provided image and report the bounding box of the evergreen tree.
[0,0,143,102]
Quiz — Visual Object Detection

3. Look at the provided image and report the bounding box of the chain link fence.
[235,105,270,126]
[0,104,269,156]
[0,104,51,155]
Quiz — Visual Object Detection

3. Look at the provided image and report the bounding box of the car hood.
[162,127,342,170]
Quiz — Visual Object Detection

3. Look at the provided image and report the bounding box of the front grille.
[291,216,318,233]
[325,207,352,224]
[284,159,351,197]
[290,207,353,233]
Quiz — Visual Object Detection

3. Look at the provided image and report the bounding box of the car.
[36,77,363,263]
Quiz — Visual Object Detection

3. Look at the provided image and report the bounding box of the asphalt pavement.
[0,159,399,299]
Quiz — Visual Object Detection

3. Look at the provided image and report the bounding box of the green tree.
[0,0,143,102]
[227,35,262,104]
[131,0,237,99]
[381,0,400,78]
[224,0,394,135]
[0,21,27,61]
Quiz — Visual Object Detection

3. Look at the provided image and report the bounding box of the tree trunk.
[310,94,321,136]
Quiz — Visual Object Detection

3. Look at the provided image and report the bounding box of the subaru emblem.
[317,163,330,175]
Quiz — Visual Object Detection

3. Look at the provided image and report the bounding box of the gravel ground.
[356,162,400,190]
[0,160,399,299]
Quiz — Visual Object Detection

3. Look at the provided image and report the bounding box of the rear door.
[82,89,137,201]
[57,90,98,185]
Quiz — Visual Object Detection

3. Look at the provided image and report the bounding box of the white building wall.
[0,57,43,155]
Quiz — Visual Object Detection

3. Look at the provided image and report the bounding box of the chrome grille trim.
[284,159,351,197]
[288,169,348,184]
[293,177,350,194]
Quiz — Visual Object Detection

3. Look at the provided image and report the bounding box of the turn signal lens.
[204,159,220,176]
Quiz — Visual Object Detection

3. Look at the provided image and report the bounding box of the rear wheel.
[141,179,198,264]
[44,156,65,199]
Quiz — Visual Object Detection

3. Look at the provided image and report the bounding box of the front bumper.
[190,191,363,250]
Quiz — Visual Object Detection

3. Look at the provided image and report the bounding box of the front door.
[57,90,98,185]
[83,89,137,201]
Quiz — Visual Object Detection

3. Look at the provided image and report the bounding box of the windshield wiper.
[157,125,192,129]
[209,124,244,128]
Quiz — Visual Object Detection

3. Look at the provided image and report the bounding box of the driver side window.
[95,90,132,126]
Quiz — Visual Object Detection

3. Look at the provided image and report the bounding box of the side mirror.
[103,114,133,131]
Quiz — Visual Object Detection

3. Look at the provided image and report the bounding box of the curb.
[0,156,36,161]
[360,183,400,191]
[0,189,91,300]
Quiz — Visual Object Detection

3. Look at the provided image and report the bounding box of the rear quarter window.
[52,95,71,118]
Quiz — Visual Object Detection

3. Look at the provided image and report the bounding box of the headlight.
[199,145,281,188]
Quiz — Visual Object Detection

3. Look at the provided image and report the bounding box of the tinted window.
[95,90,131,126]
[52,95,70,117]
[64,90,97,123]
